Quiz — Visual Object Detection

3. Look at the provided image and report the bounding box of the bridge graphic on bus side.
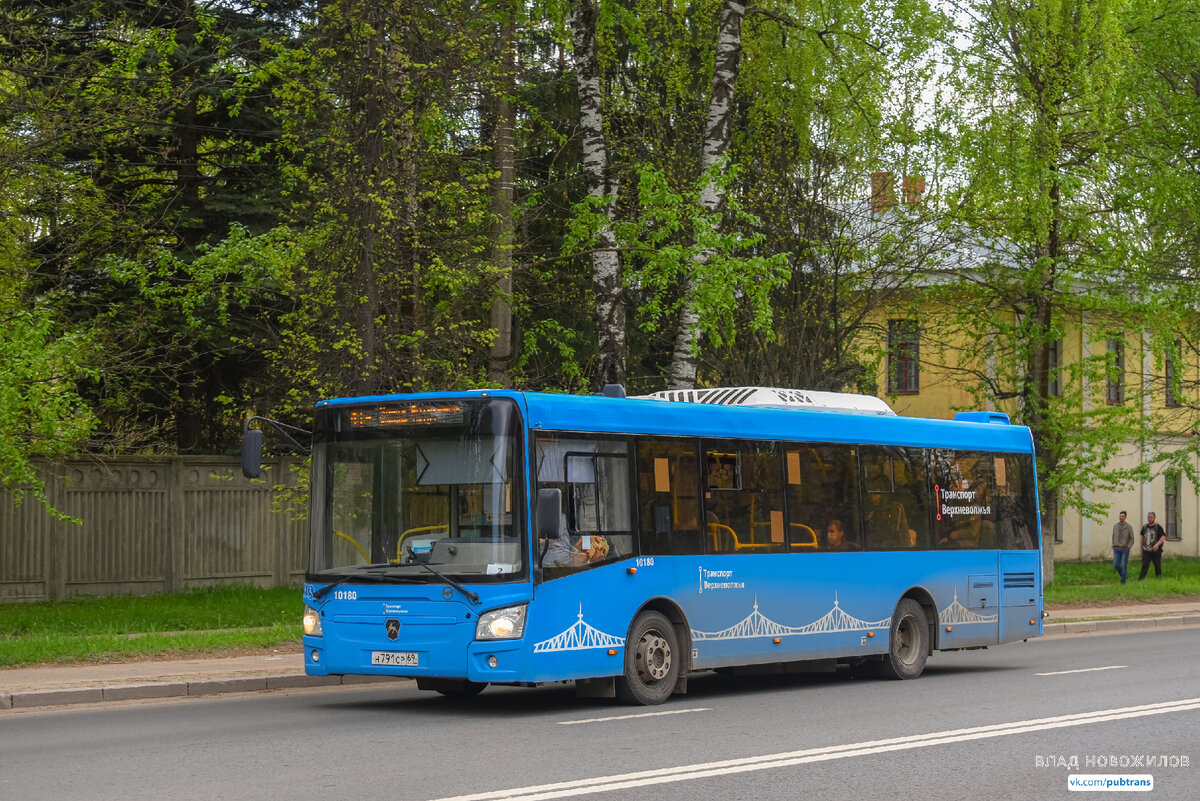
[533,606,625,653]
[690,596,891,641]
[532,590,997,654]
[937,590,998,624]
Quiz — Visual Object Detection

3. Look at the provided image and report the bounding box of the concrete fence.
[0,458,307,602]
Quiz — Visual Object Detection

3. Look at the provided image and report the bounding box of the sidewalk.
[4,601,1199,711]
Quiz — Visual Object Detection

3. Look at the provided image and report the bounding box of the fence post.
[46,464,67,600]
[166,458,185,593]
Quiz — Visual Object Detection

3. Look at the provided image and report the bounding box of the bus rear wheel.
[615,611,679,705]
[874,598,929,680]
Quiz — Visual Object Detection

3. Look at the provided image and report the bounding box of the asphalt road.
[2,630,1197,801]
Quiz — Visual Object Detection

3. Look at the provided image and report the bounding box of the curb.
[2,673,408,711]
[1042,614,1200,638]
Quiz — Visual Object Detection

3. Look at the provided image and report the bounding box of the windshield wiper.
[311,565,416,600]
[418,562,480,605]
[311,563,480,605]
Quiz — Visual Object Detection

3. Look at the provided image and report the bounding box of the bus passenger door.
[998,552,1041,643]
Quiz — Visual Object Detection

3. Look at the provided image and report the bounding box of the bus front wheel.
[875,598,929,680]
[615,611,679,705]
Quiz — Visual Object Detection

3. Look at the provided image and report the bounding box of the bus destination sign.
[348,402,464,428]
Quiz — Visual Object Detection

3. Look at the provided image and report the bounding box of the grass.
[1044,556,1200,606]
[2,560,1198,669]
[0,585,302,668]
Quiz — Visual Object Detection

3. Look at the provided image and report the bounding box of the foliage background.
[2,0,1199,535]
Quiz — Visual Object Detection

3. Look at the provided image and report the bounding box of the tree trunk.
[570,0,626,391]
[487,8,517,385]
[667,0,746,389]
[1029,161,1062,587]
[347,5,395,394]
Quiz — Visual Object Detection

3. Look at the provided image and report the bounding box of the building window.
[1165,339,1182,408]
[1106,339,1124,405]
[1047,339,1061,397]
[887,320,919,394]
[1048,489,1063,543]
[1165,472,1181,540]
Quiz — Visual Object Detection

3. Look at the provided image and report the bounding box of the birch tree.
[679,0,947,392]
[666,0,747,388]
[569,0,627,390]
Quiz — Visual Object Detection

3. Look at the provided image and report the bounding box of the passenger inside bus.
[541,506,612,567]
[824,519,860,551]
[542,510,585,567]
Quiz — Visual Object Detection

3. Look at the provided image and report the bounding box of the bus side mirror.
[535,488,562,541]
[241,428,264,479]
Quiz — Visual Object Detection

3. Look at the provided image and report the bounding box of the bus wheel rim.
[635,631,671,682]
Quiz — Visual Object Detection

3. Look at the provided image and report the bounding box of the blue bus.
[283,386,1042,704]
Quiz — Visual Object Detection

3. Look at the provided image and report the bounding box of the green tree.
[0,0,305,451]
[929,0,1200,580]
[563,0,801,391]
[0,129,96,506]
[263,0,539,415]
[706,0,947,390]
[1109,1,1200,480]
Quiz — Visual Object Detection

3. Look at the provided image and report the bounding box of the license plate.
[371,651,419,667]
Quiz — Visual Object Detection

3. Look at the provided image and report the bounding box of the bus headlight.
[475,605,527,640]
[303,606,323,637]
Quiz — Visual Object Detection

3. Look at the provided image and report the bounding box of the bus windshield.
[308,398,525,581]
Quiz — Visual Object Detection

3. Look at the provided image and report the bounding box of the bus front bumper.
[303,635,530,684]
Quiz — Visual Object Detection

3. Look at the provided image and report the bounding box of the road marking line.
[1036,665,1127,676]
[558,708,711,725]
[428,697,1200,801]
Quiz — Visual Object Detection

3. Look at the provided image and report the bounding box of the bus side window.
[995,453,1038,550]
[785,444,858,550]
[703,440,784,554]
[932,449,996,549]
[566,449,633,559]
[536,436,634,576]
[860,446,930,549]
[637,437,701,556]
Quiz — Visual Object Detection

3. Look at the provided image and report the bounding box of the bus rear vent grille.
[1003,572,1036,589]
[652,387,759,405]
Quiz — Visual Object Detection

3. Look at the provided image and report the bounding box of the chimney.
[870,171,895,213]
[903,175,926,205]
